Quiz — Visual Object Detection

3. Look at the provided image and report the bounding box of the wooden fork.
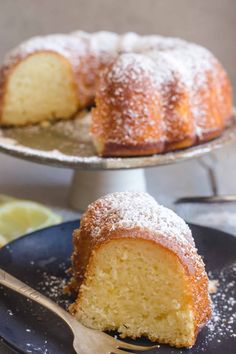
[0,269,157,354]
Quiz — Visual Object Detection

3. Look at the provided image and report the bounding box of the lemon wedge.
[0,200,62,245]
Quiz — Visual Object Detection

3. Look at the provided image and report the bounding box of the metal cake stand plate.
[0,111,236,211]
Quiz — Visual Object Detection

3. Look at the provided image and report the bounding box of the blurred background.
[0,0,235,208]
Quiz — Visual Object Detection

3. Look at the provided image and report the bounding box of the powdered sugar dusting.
[1,31,231,155]
[72,30,119,56]
[37,271,71,308]
[4,34,87,68]
[118,32,140,52]
[101,34,216,95]
[107,53,157,84]
[92,34,223,149]
[84,192,194,248]
[132,35,188,52]
[208,279,219,294]
[197,263,236,350]
[4,31,217,96]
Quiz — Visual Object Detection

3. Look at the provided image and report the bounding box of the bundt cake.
[0,31,233,156]
[69,192,212,348]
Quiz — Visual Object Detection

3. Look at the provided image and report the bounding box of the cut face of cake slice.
[69,192,212,348]
[1,51,78,126]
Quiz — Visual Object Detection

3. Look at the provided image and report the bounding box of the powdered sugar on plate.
[37,271,71,308]
[203,263,236,347]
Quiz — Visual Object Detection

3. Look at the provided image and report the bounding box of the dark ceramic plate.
[0,220,235,354]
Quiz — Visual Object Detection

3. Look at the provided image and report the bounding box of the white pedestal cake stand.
[0,113,236,211]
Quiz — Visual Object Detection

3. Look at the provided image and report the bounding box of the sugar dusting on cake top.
[81,192,206,274]
[4,34,87,67]
[3,31,225,141]
[94,35,219,144]
[107,53,158,84]
[84,192,191,241]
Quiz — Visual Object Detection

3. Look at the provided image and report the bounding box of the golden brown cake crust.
[91,46,233,156]
[69,192,212,346]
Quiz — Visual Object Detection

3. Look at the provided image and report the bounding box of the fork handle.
[0,268,74,327]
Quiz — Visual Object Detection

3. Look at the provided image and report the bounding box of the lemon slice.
[0,200,62,244]
[0,234,7,247]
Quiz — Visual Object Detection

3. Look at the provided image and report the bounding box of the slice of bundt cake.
[0,35,87,125]
[0,32,118,126]
[69,192,212,348]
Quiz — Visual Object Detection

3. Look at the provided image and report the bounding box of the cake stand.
[0,112,236,211]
